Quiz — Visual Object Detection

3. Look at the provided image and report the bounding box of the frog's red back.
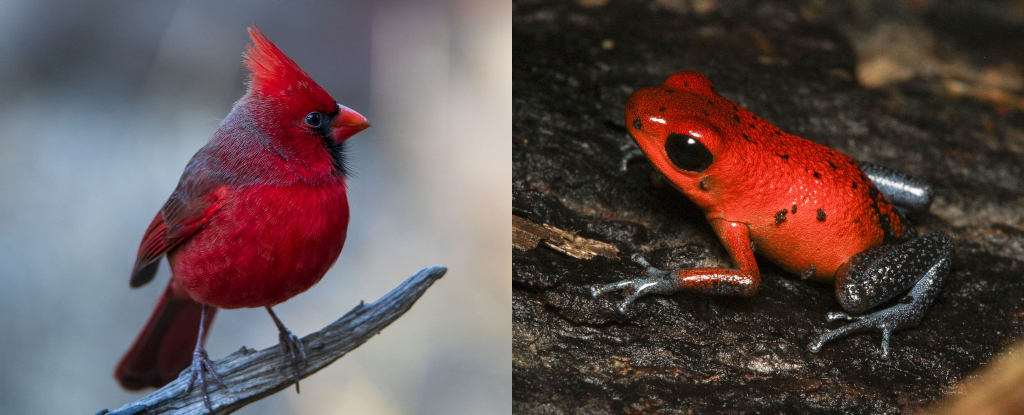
[625,72,905,280]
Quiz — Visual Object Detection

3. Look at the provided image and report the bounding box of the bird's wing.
[129,186,227,288]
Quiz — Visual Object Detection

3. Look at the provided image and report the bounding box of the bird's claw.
[184,347,224,413]
[278,328,308,393]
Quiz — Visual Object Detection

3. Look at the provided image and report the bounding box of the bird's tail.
[114,283,216,389]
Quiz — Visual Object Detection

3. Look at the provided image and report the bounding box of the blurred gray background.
[0,0,511,413]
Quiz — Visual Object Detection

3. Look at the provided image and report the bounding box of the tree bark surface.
[513,1,1024,413]
[100,265,447,415]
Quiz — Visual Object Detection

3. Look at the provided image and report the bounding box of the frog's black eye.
[633,119,642,130]
[305,111,324,128]
[664,133,713,172]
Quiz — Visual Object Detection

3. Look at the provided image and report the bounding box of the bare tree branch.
[98,265,448,415]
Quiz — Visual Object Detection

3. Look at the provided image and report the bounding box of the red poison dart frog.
[592,72,952,357]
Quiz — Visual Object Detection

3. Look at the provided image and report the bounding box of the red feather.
[244,25,334,108]
[116,25,363,392]
[114,284,216,389]
[129,187,225,288]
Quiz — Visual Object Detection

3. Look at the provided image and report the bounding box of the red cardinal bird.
[114,26,369,408]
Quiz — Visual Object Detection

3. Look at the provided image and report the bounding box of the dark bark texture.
[513,1,1024,413]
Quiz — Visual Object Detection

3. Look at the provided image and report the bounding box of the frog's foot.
[591,254,678,313]
[808,302,920,359]
[808,232,953,358]
[619,142,645,172]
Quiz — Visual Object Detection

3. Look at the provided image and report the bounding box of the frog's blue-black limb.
[619,142,646,173]
[590,254,679,314]
[859,162,934,214]
[808,232,952,358]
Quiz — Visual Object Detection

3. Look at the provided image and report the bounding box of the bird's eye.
[664,133,713,172]
[305,112,323,128]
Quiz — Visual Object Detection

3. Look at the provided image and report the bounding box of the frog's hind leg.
[808,232,952,358]
[860,162,934,215]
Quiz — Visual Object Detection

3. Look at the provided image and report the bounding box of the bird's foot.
[184,346,225,413]
[277,327,308,393]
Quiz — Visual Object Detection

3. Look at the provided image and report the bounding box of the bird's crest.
[243,26,334,106]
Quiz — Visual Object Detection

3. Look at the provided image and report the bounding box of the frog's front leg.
[808,232,952,358]
[591,219,760,313]
[619,141,646,172]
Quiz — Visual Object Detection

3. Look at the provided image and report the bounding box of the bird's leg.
[267,306,307,393]
[184,304,224,413]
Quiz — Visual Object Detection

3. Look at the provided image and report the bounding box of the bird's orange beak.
[331,104,370,142]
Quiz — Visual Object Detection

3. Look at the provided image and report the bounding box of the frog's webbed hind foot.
[808,307,905,359]
[808,232,953,358]
[591,254,678,313]
[619,142,645,173]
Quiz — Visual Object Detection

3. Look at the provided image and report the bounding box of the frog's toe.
[808,305,916,358]
[629,253,652,268]
[629,254,673,278]
[590,280,633,298]
[589,279,645,313]
[807,314,878,354]
[617,293,641,314]
[826,311,861,322]
[614,280,668,313]
[807,321,893,359]
[619,143,645,173]
[880,328,893,359]
[590,256,663,299]
[591,269,680,313]
[807,337,825,353]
